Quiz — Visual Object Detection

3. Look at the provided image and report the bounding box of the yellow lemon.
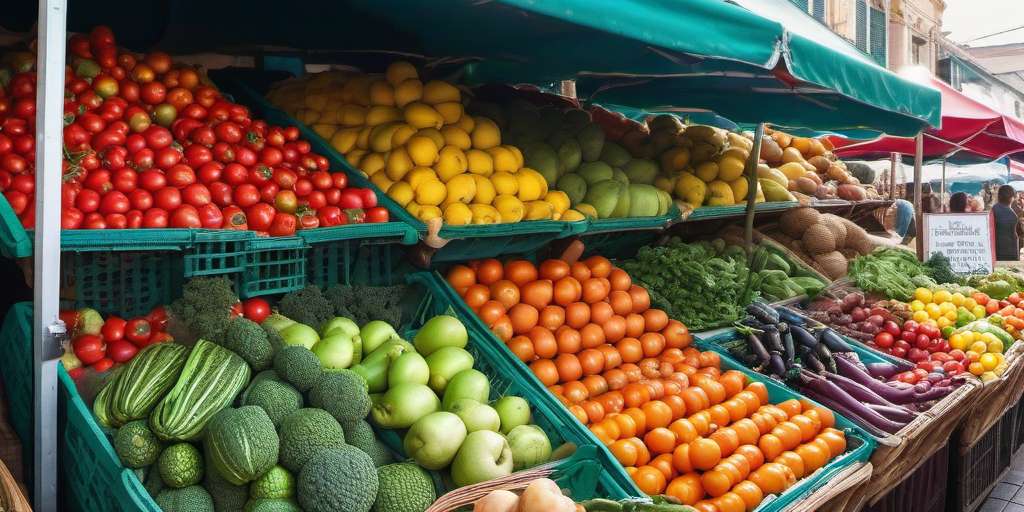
[356,126,374,150]
[456,114,476,134]
[491,171,518,196]
[337,104,367,126]
[359,152,386,176]
[660,146,691,173]
[415,205,442,222]
[303,92,328,111]
[960,331,975,344]
[524,200,555,220]
[421,80,461,104]
[370,123,403,152]
[406,167,438,191]
[471,117,501,150]
[330,128,360,154]
[366,106,402,126]
[312,123,337,140]
[972,305,987,319]
[909,300,925,312]
[963,298,978,310]
[369,172,393,191]
[369,80,395,106]
[515,169,545,202]
[444,174,477,205]
[912,310,929,323]
[298,109,320,125]
[407,136,440,167]
[435,102,464,125]
[932,290,952,304]
[415,128,445,149]
[342,75,372,105]
[938,302,956,315]
[488,146,519,173]
[441,126,472,150]
[345,149,366,165]
[394,79,423,108]
[404,102,444,129]
[506,145,524,169]
[385,61,419,86]
[949,333,966,351]
[716,156,746,182]
[443,202,473,225]
[970,341,988,354]
[435,146,468,182]
[469,204,501,224]
[492,195,524,223]
[951,293,966,307]
[386,181,414,207]
[472,175,496,204]
[944,310,958,322]
[925,303,941,319]
[385,147,414,181]
[405,202,421,217]
[980,332,999,344]
[390,124,418,147]
[695,162,719,182]
[980,352,999,371]
[544,190,571,214]
[937,316,952,330]
[988,339,1005,354]
[466,149,494,176]
[415,179,447,206]
[560,209,587,221]
[575,203,599,219]
[914,288,933,304]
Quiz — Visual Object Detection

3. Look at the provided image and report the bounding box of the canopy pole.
[889,153,898,200]
[941,158,947,212]
[913,134,924,260]
[33,0,66,509]
[744,123,766,250]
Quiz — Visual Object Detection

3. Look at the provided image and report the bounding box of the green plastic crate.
[0,194,33,259]
[687,201,799,221]
[181,231,253,277]
[306,239,406,289]
[71,252,182,318]
[0,303,31,447]
[420,270,876,509]
[238,236,308,298]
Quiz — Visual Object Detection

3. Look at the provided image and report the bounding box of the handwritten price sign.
[923,213,995,274]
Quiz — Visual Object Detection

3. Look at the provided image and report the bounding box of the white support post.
[33,0,66,509]
[941,158,947,212]
[913,134,924,260]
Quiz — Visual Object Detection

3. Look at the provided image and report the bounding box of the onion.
[866,314,885,326]
[851,308,867,322]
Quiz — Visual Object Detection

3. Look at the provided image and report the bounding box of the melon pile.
[760,129,877,202]
[768,207,876,280]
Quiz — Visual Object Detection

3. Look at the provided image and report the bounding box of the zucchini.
[110,343,189,424]
[149,339,250,442]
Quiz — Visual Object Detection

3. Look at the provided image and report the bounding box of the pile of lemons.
[267,62,582,225]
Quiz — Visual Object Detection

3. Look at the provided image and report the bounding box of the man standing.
[993,185,1023,261]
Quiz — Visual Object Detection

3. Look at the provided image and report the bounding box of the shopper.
[993,185,1023,261]
[949,192,968,213]
[872,199,916,243]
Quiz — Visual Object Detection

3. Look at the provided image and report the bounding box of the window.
[912,36,926,65]
[791,0,826,22]
[856,0,868,51]
[869,7,887,66]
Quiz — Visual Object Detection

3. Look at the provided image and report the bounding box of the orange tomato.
[698,351,721,369]
[645,427,678,454]
[773,451,805,478]
[623,382,652,409]
[585,255,613,278]
[583,374,609,397]
[489,280,520,309]
[528,326,557,359]
[689,411,712,437]
[565,301,591,328]
[642,309,669,332]
[633,465,667,495]
[817,429,847,457]
[709,427,739,457]
[757,434,784,461]
[531,359,559,386]
[596,391,625,416]
[771,422,803,451]
[749,463,796,494]
[581,323,608,349]
[624,313,646,338]
[609,268,632,292]
[520,280,553,310]
[670,419,699,444]
[611,438,640,466]
[508,303,539,334]
[555,353,583,382]
[539,259,571,281]
[568,404,588,424]
[629,285,652,313]
[604,368,628,390]
[690,438,723,471]
[734,445,765,471]
[718,370,746,397]
[538,305,565,331]
[722,399,748,424]
[795,441,830,473]
[666,473,704,505]
[680,387,711,416]
[745,382,769,405]
[629,437,652,466]
[463,284,490,311]
[803,404,835,429]
[610,412,638,438]
[731,480,764,511]
[477,300,506,327]
[603,315,628,343]
[507,336,535,362]
[491,315,513,342]
[599,344,623,370]
[579,348,606,376]
[701,469,733,497]
[642,401,674,430]
[651,453,677,480]
[663,394,687,420]
[591,301,614,325]
[733,391,762,414]
[672,443,694,473]
[503,259,538,286]
[697,378,727,405]
[555,325,582,354]
[554,277,583,306]
[707,404,731,429]
[609,290,634,316]
[621,363,643,382]
[616,337,644,363]
[693,501,718,512]
[624,407,648,435]
[731,418,760,446]
[563,380,590,404]
[713,493,747,512]
[447,264,476,292]
[791,414,821,442]
[777,399,802,419]
[759,405,790,423]
[476,259,503,284]
[640,332,667,358]
[571,262,592,282]
[581,400,605,423]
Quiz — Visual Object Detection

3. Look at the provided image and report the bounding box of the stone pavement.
[982,449,1024,512]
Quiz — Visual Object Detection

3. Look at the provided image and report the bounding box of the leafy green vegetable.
[966,268,1024,300]
[848,248,930,301]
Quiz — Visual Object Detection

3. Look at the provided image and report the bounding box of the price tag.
[922,213,995,273]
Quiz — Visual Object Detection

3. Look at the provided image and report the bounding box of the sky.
[943,0,1024,46]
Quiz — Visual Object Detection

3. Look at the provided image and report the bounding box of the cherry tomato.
[359,189,378,208]
[170,205,201,228]
[234,146,257,167]
[215,121,243,143]
[331,173,348,189]
[154,146,182,170]
[138,169,166,191]
[197,161,224,183]
[166,164,196,187]
[242,298,271,323]
[182,183,211,207]
[73,334,105,365]
[294,178,313,197]
[183,144,212,167]
[99,190,130,214]
[248,165,273,186]
[131,148,155,170]
[62,207,84,229]
[154,187,182,211]
[209,181,232,207]
[75,189,101,213]
[140,81,166,105]
[104,146,128,171]
[211,142,234,163]
[101,316,127,342]
[125,210,143,228]
[105,213,128,229]
[82,212,107,229]
[119,79,141,103]
[223,163,248,185]
[4,190,28,215]
[2,154,28,174]
[246,203,276,231]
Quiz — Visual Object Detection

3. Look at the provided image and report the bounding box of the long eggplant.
[867,403,919,423]
[762,327,784,353]
[782,330,796,367]
[768,353,787,376]
[790,325,818,349]
[833,354,920,404]
[824,372,897,406]
[747,301,780,324]
[778,308,806,325]
[864,362,903,379]
[799,372,907,433]
[799,387,893,438]
[746,333,771,364]
[818,328,854,352]
[815,343,838,373]
[799,346,827,374]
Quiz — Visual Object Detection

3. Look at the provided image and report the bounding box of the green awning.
[27,0,940,135]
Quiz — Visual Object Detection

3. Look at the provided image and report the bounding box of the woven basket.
[0,457,29,512]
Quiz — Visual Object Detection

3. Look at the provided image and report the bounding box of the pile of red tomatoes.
[0,26,387,234]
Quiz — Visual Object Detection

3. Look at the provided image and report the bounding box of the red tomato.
[242,298,271,323]
[105,213,128,229]
[317,206,343,227]
[145,306,168,330]
[183,145,212,167]
[101,316,126,342]
[75,189,101,213]
[104,147,129,172]
[259,182,280,204]
[233,184,260,207]
[359,189,378,208]
[142,208,168,228]
[91,358,114,373]
[125,210,143,228]
[234,146,257,167]
[269,212,297,236]
[211,142,234,163]
[138,169,166,191]
[182,183,211,207]
[82,213,106,229]
[324,188,341,206]
[196,162,223,184]
[124,319,151,345]
[305,190,327,210]
[198,203,223,229]
[127,189,152,210]
[246,203,276,231]
[223,163,249,185]
[131,148,154,170]
[99,191,130,214]
[4,191,28,215]
[154,187,182,211]
[274,190,298,213]
[338,189,363,209]
[140,81,166,105]
[73,335,105,365]
[222,206,247,230]
[365,206,389,223]
[166,164,196,188]
[92,129,126,152]
[154,146,182,170]
[331,172,348,189]
[215,121,243,143]
[209,182,232,207]
[272,167,296,188]
[260,147,283,167]
[83,169,113,193]
[62,207,84,229]
[248,164,273,186]
[294,179,313,197]
[874,332,894,348]
[310,171,332,190]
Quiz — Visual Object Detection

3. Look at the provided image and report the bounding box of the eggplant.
[864,362,903,379]
[790,325,818,349]
[782,330,796,367]
[748,301,780,324]
[746,333,771,364]
[800,388,892,438]
[799,346,827,374]
[815,343,838,373]
[778,308,806,325]
[867,403,919,423]
[799,372,907,433]
[762,327,784,353]
[832,355,920,404]
[819,328,854,352]
[915,386,954,401]
[768,353,787,376]
[824,372,896,406]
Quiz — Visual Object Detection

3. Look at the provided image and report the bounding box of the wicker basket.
[0,457,30,512]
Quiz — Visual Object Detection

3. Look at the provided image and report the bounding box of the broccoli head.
[247,499,302,512]
[169,277,240,341]
[242,379,304,427]
[278,285,334,330]
[323,284,407,327]
[155,485,215,512]
[273,346,322,392]
[203,464,249,512]
[264,324,286,355]
[297,446,378,512]
[309,370,371,424]
[221,317,273,371]
[278,408,346,473]
[342,419,393,467]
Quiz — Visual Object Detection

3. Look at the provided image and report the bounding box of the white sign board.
[923,213,995,274]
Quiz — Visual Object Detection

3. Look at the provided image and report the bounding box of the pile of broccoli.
[323,283,407,327]
[169,277,240,342]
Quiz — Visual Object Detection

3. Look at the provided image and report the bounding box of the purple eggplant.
[823,372,896,406]
[799,372,907,433]
[867,403,919,423]
[833,354,920,404]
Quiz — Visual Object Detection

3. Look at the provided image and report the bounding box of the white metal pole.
[33,0,66,509]
[913,134,924,260]
[941,158,947,212]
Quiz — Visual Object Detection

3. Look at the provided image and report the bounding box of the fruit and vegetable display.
[0,26,387,233]
[266,63,582,225]
[762,207,879,280]
[758,128,877,202]
[470,478,699,512]
[726,302,964,437]
[87,276,567,512]
[846,248,938,301]
[803,288,1013,383]
[965,268,1024,300]
[444,254,852,509]
[60,305,172,375]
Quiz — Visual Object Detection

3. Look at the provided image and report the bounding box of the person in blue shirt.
[993,185,1023,261]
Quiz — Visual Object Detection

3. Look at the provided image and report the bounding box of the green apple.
[311,333,356,370]
[506,425,552,470]
[360,320,400,355]
[76,308,104,336]
[261,313,296,333]
[448,399,501,433]
[370,383,440,429]
[492,396,531,434]
[280,323,319,349]
[450,430,513,487]
[425,347,475,394]
[442,369,490,411]
[413,315,468,356]
[321,316,359,338]
[403,411,467,470]
[388,351,430,387]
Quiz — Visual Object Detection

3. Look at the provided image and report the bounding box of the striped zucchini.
[149,339,251,442]
[109,343,189,425]
[92,378,115,428]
